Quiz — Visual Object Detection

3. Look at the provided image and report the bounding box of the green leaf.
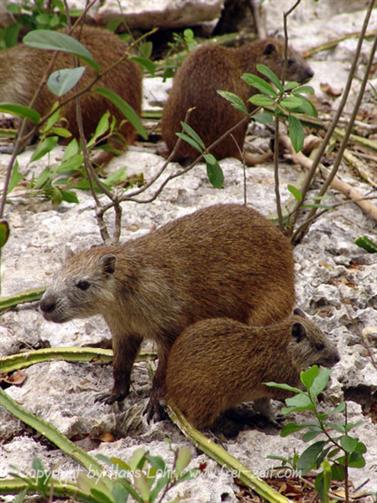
[284,81,299,91]
[40,103,61,133]
[176,132,202,153]
[134,473,150,501]
[345,420,364,433]
[0,220,10,248]
[204,154,224,188]
[149,473,171,502]
[4,23,21,48]
[339,436,360,453]
[217,90,248,114]
[280,423,308,437]
[8,160,23,193]
[56,153,83,173]
[287,184,303,202]
[265,382,302,394]
[146,454,166,471]
[103,168,127,187]
[355,235,377,253]
[0,103,40,124]
[302,428,323,442]
[88,112,111,147]
[285,393,314,410]
[293,97,317,116]
[128,448,147,471]
[139,41,153,58]
[310,367,330,396]
[300,365,319,389]
[348,451,366,468]
[331,463,345,481]
[23,30,99,71]
[331,402,346,414]
[315,460,331,503]
[288,115,305,152]
[175,446,192,476]
[130,55,156,75]
[47,66,86,97]
[60,190,79,203]
[280,96,305,110]
[242,73,277,97]
[292,85,315,95]
[256,64,284,91]
[180,121,205,149]
[248,94,275,107]
[95,86,147,139]
[253,111,274,125]
[297,441,327,474]
[30,136,59,162]
[324,422,345,434]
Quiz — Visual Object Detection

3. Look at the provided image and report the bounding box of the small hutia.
[165,309,340,430]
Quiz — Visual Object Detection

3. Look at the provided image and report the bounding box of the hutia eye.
[315,343,325,351]
[76,280,90,290]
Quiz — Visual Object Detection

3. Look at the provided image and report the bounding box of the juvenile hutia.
[39,203,295,417]
[161,37,314,163]
[0,25,142,151]
[166,310,340,429]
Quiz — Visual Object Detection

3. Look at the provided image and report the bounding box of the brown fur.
[39,204,295,410]
[0,26,142,146]
[161,37,313,162]
[166,315,340,429]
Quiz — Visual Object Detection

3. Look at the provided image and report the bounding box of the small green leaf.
[176,132,202,153]
[302,428,323,442]
[23,30,99,71]
[217,90,248,114]
[128,448,147,471]
[88,112,111,147]
[175,446,192,476]
[331,463,345,481]
[134,473,150,500]
[253,111,274,125]
[355,235,377,253]
[315,460,331,503]
[248,94,275,107]
[139,41,153,58]
[284,81,299,91]
[280,423,308,437]
[297,441,327,474]
[288,115,305,152]
[47,66,86,97]
[60,190,79,203]
[40,104,61,133]
[180,121,205,149]
[280,96,305,110]
[265,382,302,394]
[310,367,330,396]
[130,55,156,75]
[348,451,366,468]
[331,402,346,414]
[204,154,224,189]
[340,435,359,453]
[242,73,277,97]
[30,136,59,162]
[0,103,40,124]
[285,393,313,410]
[287,184,303,202]
[8,160,23,193]
[95,86,147,139]
[256,64,284,91]
[292,85,315,95]
[300,365,319,389]
[0,220,10,248]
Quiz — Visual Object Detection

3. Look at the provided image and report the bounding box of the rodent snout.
[39,295,56,314]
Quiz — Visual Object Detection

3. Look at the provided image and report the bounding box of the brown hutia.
[39,204,295,415]
[166,313,340,429]
[0,25,142,147]
[161,37,314,162]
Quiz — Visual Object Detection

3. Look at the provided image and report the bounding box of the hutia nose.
[40,295,56,313]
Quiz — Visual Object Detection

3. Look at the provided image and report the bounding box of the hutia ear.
[292,322,306,342]
[64,245,74,261]
[263,42,276,55]
[293,307,306,318]
[100,254,116,274]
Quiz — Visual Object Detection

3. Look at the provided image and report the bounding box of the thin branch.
[293,31,377,243]
[289,0,376,228]
[230,133,247,206]
[273,115,284,230]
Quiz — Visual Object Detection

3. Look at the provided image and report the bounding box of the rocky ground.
[0,0,377,502]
